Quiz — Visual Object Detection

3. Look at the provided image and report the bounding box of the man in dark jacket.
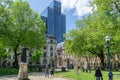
[94,67,103,80]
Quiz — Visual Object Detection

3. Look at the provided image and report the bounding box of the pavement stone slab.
[0,72,68,80]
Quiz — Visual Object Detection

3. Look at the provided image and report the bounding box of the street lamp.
[105,36,113,80]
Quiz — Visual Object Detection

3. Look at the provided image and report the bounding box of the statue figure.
[21,47,27,63]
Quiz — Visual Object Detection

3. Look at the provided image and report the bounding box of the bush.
[0,68,18,76]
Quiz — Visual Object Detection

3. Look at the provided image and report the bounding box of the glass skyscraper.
[41,0,66,43]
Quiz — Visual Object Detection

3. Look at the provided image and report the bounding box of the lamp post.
[105,36,113,80]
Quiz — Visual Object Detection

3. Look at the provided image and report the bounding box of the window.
[50,52,53,57]
[47,39,50,43]
[43,59,47,64]
[44,46,46,50]
[50,46,53,50]
[29,52,32,57]
[44,52,47,57]
[50,40,53,43]
[8,55,11,59]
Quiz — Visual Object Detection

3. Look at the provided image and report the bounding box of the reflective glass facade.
[41,0,66,43]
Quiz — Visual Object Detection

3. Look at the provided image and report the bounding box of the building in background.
[41,0,66,43]
[57,42,74,69]
[40,34,57,67]
[1,40,120,70]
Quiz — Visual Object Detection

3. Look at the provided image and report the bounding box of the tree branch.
[114,2,120,13]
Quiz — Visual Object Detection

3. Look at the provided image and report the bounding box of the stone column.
[18,62,29,80]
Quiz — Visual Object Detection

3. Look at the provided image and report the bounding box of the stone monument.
[18,47,29,80]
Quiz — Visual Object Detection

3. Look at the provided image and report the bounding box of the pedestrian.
[94,67,103,80]
[45,65,49,77]
[50,66,54,77]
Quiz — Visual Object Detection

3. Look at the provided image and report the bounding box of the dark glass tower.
[41,0,66,43]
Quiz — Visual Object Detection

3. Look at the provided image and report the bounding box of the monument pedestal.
[18,62,29,80]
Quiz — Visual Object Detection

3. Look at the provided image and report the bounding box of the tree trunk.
[74,64,78,75]
[85,55,91,73]
[98,50,105,70]
[13,44,19,69]
[74,57,78,75]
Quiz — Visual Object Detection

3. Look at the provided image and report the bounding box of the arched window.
[43,59,47,64]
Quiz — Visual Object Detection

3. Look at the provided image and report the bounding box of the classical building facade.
[57,42,74,69]
[40,34,57,67]
[41,0,66,43]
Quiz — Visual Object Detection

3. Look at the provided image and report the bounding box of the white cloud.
[60,0,93,16]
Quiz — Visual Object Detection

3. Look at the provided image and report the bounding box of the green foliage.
[0,0,46,68]
[65,0,120,56]
[31,50,42,63]
[90,0,120,54]
[7,0,46,49]
[0,68,18,76]
[0,0,46,50]
[0,39,7,59]
[64,0,120,69]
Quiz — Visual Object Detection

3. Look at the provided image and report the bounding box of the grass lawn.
[55,69,120,80]
[0,68,18,76]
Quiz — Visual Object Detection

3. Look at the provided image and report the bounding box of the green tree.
[65,0,120,70]
[65,29,90,74]
[0,0,12,68]
[89,0,120,68]
[31,50,42,63]
[0,0,46,68]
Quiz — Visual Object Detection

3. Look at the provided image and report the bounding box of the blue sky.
[27,0,92,32]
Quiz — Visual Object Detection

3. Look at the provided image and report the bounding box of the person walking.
[50,66,54,77]
[45,65,49,77]
[94,67,103,80]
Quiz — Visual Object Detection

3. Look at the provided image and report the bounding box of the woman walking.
[94,67,103,80]
[45,65,49,77]
[50,66,54,77]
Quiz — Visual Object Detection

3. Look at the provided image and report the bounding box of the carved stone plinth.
[18,63,29,80]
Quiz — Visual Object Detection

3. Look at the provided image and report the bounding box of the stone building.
[77,56,101,69]
[104,54,120,70]
[57,42,74,69]
[40,34,57,67]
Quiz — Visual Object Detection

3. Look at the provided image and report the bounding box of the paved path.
[0,72,68,80]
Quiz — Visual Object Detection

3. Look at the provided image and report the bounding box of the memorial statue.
[21,47,27,63]
[18,47,29,80]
